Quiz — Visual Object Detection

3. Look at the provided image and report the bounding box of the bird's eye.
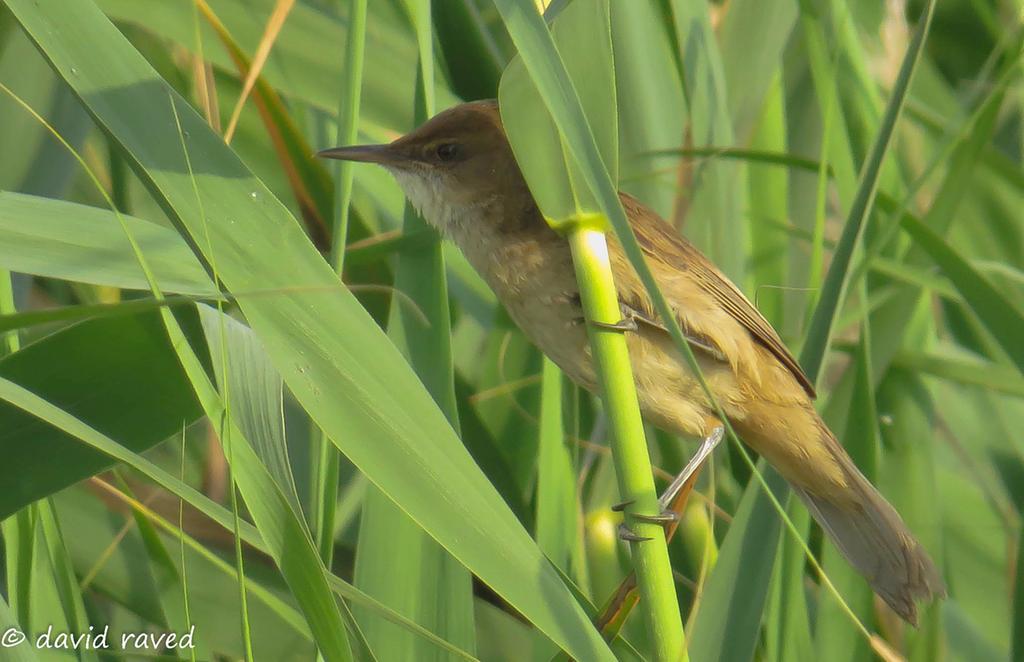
[435,143,460,162]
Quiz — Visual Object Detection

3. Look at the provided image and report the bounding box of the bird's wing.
[617,192,817,399]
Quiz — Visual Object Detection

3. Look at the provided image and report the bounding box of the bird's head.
[318,100,530,233]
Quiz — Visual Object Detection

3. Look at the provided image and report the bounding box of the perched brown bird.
[319,100,944,624]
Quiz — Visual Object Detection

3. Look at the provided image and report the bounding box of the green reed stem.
[566,219,686,662]
[313,0,368,566]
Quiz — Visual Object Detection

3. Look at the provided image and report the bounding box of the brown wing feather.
[618,192,817,399]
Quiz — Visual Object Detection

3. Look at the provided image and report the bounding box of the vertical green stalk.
[535,357,574,573]
[327,0,367,273]
[185,11,255,654]
[0,270,17,354]
[312,0,368,566]
[567,221,685,662]
[0,270,31,633]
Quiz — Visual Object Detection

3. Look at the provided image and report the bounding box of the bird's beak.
[316,144,403,165]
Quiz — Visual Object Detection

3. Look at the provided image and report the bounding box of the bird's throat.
[389,168,456,232]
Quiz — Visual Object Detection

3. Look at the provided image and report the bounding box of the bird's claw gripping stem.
[614,500,680,542]
[617,523,653,543]
[613,426,725,543]
[611,500,680,523]
[588,317,639,333]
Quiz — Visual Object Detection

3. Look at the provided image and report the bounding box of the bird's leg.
[655,426,725,510]
[616,426,725,542]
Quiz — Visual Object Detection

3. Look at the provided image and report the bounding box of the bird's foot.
[617,523,652,543]
[571,299,643,333]
[588,317,638,333]
[613,500,680,542]
[612,426,725,543]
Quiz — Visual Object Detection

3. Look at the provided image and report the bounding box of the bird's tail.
[791,430,945,625]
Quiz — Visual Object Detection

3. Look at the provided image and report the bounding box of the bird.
[318,99,945,625]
